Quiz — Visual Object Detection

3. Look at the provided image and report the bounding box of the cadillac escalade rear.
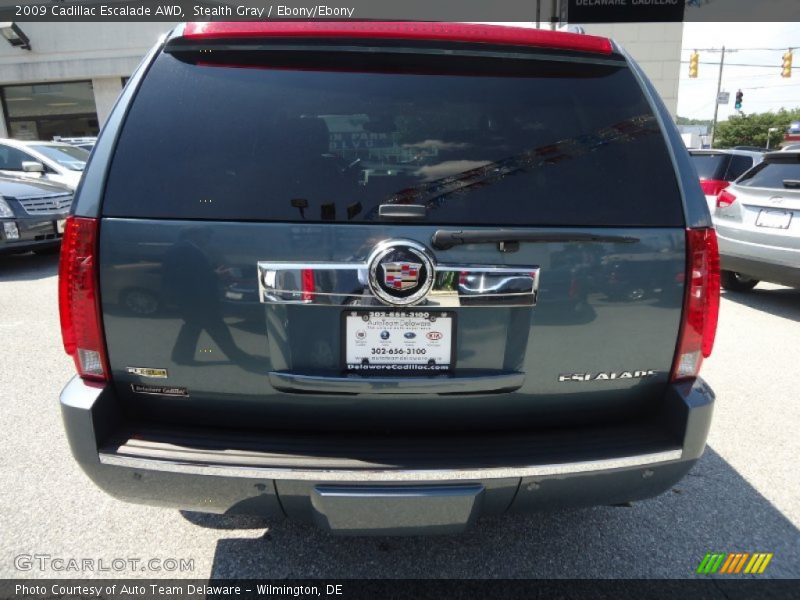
[59,22,718,535]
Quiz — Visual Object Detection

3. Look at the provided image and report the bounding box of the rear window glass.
[690,153,728,180]
[103,52,683,226]
[724,155,755,181]
[738,160,800,189]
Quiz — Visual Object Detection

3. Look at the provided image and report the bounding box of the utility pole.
[767,127,779,150]
[710,46,726,148]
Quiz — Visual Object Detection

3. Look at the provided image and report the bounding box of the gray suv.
[58,22,719,535]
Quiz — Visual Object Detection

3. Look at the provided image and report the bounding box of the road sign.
[717,92,730,105]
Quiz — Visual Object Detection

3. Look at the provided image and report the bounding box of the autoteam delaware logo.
[696,552,773,575]
[367,240,435,307]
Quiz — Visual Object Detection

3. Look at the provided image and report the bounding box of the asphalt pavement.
[1,251,798,579]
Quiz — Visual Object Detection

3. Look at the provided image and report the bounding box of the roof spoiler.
[178,22,613,55]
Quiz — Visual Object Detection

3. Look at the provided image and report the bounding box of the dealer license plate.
[343,310,454,374]
[756,209,791,229]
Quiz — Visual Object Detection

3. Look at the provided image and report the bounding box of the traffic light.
[735,90,743,110]
[689,51,699,78]
[782,50,793,78]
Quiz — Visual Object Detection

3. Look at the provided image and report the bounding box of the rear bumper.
[717,232,800,287]
[61,377,714,535]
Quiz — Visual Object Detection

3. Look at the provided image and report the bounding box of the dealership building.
[0,23,167,139]
[0,21,683,140]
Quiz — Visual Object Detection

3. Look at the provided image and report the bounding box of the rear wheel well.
[721,270,759,292]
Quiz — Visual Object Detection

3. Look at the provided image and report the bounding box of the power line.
[682,72,790,79]
[680,60,798,69]
[739,82,800,90]
[681,99,716,115]
[748,99,800,104]
[684,47,797,53]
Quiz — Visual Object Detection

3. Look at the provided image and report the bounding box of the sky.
[677,22,800,121]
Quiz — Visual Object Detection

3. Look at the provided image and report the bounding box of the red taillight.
[301,268,315,302]
[700,179,729,197]
[58,216,109,382]
[670,228,720,382]
[183,22,613,55]
[716,189,737,208]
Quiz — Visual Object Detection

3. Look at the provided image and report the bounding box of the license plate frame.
[341,309,456,375]
[755,209,792,229]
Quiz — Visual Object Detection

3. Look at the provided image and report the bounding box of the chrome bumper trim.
[99,449,683,482]
[267,371,525,395]
[258,260,539,307]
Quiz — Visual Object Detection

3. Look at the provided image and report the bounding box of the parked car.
[0,175,72,255]
[780,143,800,152]
[58,22,720,535]
[0,139,89,190]
[714,151,800,291]
[731,146,768,152]
[689,149,764,213]
[54,136,97,153]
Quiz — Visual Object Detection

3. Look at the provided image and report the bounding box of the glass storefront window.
[2,80,99,141]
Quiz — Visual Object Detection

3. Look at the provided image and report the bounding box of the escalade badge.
[367,240,435,306]
[558,370,656,382]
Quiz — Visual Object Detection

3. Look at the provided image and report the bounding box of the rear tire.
[721,270,759,292]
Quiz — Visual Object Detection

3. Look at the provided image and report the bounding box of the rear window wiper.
[431,229,639,251]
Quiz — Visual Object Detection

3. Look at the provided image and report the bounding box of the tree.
[675,116,713,127]
[714,108,800,149]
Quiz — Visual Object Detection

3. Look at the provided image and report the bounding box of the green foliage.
[714,108,800,149]
[675,116,713,127]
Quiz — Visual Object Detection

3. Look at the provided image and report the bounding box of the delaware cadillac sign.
[567,0,686,23]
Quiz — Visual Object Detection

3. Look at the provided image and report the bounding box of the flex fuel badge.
[126,366,168,378]
[131,384,188,397]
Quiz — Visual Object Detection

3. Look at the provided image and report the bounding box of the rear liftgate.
[259,238,537,532]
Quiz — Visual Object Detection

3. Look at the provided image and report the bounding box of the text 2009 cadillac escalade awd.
[59,22,719,535]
